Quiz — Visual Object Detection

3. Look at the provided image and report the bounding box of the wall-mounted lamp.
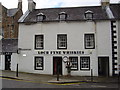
[23,54,27,57]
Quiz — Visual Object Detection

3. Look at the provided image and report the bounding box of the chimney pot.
[28,0,36,12]
[18,0,22,10]
[18,0,22,2]
[101,0,110,7]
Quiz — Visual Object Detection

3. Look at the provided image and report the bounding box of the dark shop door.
[98,57,109,76]
[53,57,62,75]
[5,55,11,70]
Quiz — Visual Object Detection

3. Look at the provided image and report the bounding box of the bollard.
[91,69,93,82]
[16,64,18,77]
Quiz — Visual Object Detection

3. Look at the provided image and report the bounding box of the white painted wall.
[11,53,18,71]
[117,20,120,72]
[0,55,5,70]
[18,20,113,76]
[118,20,120,63]
[115,21,119,74]
[96,21,112,76]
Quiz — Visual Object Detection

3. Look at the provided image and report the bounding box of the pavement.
[0,70,119,84]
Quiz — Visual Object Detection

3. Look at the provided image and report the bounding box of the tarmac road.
[1,77,119,89]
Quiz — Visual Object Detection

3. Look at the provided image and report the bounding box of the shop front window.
[69,57,78,70]
[80,57,90,70]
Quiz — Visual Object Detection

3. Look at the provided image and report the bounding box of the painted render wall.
[11,53,18,71]
[18,20,112,76]
[115,20,119,74]
[0,55,5,70]
[96,21,112,76]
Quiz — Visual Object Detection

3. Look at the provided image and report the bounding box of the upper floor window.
[59,12,67,21]
[85,10,93,20]
[57,34,67,49]
[36,13,46,22]
[35,35,44,49]
[84,34,95,49]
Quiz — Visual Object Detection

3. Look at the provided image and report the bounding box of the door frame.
[98,57,109,76]
[53,56,62,75]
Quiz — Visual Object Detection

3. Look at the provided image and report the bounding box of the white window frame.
[59,12,67,21]
[36,13,46,22]
[57,34,67,49]
[85,34,95,49]
[35,35,44,49]
[69,57,78,70]
[80,57,90,70]
[85,10,93,20]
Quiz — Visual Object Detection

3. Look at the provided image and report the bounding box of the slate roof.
[1,39,18,53]
[22,4,120,23]
[110,4,120,20]
[7,8,18,16]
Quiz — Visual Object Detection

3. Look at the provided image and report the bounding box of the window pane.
[85,34,95,49]
[57,34,67,49]
[86,13,93,19]
[37,16,43,21]
[69,57,78,70]
[80,57,90,70]
[35,57,43,70]
[35,35,44,49]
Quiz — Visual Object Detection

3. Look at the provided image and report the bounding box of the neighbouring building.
[0,0,23,70]
[8,0,120,76]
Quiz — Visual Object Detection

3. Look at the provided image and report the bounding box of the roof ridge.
[35,5,102,10]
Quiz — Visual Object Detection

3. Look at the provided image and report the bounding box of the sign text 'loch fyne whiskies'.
[38,51,85,55]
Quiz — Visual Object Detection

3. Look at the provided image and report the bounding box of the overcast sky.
[0,0,119,13]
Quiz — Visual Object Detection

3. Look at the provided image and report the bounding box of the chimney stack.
[18,0,22,10]
[101,0,110,8]
[28,0,36,12]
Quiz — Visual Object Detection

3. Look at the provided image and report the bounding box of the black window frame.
[35,35,44,49]
[84,34,95,49]
[34,57,44,70]
[57,34,67,49]
[69,57,78,71]
[80,57,90,70]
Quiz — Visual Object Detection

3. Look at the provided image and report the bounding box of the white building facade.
[14,0,120,76]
